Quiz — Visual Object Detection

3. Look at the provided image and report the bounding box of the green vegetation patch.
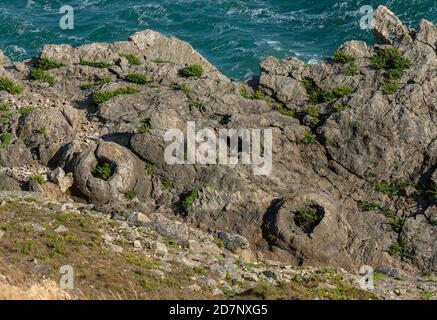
[176,83,191,94]
[121,53,141,66]
[34,57,64,70]
[294,207,324,233]
[273,104,294,117]
[126,73,150,84]
[79,60,113,68]
[181,64,203,77]
[94,161,116,181]
[30,68,54,86]
[333,51,356,64]
[0,77,24,95]
[138,117,151,134]
[302,129,317,145]
[0,132,12,146]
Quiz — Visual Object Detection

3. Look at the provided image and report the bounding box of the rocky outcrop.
[0,6,435,278]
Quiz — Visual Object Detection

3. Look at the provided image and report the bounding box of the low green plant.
[35,127,46,135]
[176,83,191,94]
[373,181,410,198]
[0,101,11,111]
[294,207,324,233]
[144,161,153,176]
[388,240,406,258]
[323,85,354,102]
[345,62,359,76]
[190,98,204,108]
[334,103,349,112]
[304,104,319,117]
[302,129,316,144]
[182,188,200,212]
[153,58,173,64]
[124,190,138,200]
[30,68,54,86]
[93,87,141,105]
[390,219,404,234]
[94,161,115,181]
[34,57,64,70]
[370,47,411,79]
[0,77,24,95]
[98,75,113,84]
[273,104,294,117]
[370,47,411,94]
[126,73,150,84]
[252,89,266,100]
[0,132,12,146]
[121,53,141,66]
[138,117,151,134]
[239,87,251,98]
[79,60,112,68]
[19,106,36,116]
[380,79,400,95]
[300,78,322,102]
[333,51,355,64]
[181,64,203,77]
[30,175,45,185]
[161,178,172,190]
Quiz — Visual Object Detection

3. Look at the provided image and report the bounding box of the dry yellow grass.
[0,279,72,300]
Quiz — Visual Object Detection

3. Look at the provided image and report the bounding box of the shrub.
[390,219,404,234]
[294,207,324,233]
[182,188,200,212]
[30,175,45,185]
[304,104,319,117]
[0,101,11,111]
[323,85,354,102]
[35,127,46,135]
[370,47,411,79]
[30,68,54,86]
[380,79,400,95]
[300,78,324,103]
[181,64,203,77]
[79,60,112,68]
[138,117,151,134]
[161,178,172,190]
[34,57,63,70]
[19,106,36,116]
[239,87,250,98]
[273,104,294,117]
[0,77,24,95]
[190,99,204,107]
[98,75,113,84]
[121,53,141,66]
[388,240,406,257]
[252,89,266,100]
[333,51,355,64]
[93,87,141,105]
[360,201,381,212]
[346,62,359,76]
[0,132,12,146]
[176,83,191,94]
[334,103,349,112]
[373,181,410,198]
[302,129,316,144]
[126,73,150,84]
[153,58,173,64]
[124,190,138,200]
[94,161,115,181]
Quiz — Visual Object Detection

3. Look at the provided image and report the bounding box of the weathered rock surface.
[0,6,435,279]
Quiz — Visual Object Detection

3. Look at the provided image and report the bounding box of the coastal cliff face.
[0,6,436,298]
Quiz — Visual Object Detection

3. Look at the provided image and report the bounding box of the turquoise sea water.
[0,0,435,79]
